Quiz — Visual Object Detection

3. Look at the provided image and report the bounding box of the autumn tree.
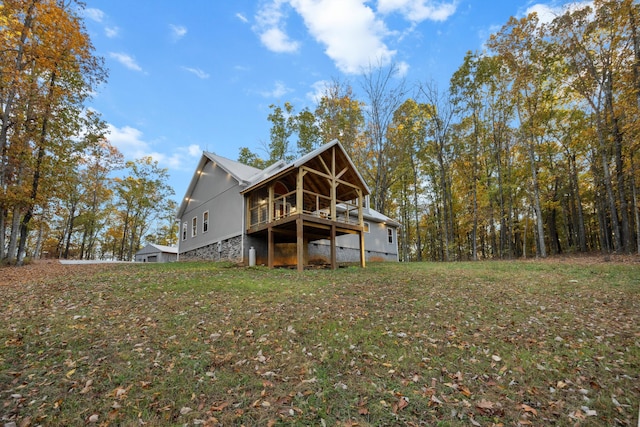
[314,79,365,154]
[113,157,174,261]
[488,13,554,258]
[550,0,639,253]
[0,0,107,264]
[360,64,408,215]
[387,99,429,261]
[417,81,457,260]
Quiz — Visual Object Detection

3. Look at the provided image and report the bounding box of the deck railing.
[248,189,361,229]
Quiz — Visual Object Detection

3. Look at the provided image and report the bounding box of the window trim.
[182,222,187,241]
[387,227,394,244]
[203,211,209,233]
[192,216,197,237]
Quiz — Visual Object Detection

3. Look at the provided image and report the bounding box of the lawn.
[1,259,639,426]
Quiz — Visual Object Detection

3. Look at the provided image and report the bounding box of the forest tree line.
[239,0,640,261]
[1,0,175,265]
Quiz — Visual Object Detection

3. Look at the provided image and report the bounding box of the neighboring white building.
[134,244,178,263]
[176,140,399,269]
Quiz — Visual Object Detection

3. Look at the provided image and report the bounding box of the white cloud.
[524,1,592,25]
[162,145,202,170]
[169,24,188,40]
[290,0,395,74]
[260,81,292,98]
[109,52,143,72]
[84,8,105,22]
[377,0,457,22]
[396,61,410,77]
[106,124,150,159]
[307,80,330,103]
[260,27,301,53]
[105,26,120,38]
[106,124,201,171]
[236,13,249,23]
[254,0,301,53]
[187,144,202,157]
[182,67,210,79]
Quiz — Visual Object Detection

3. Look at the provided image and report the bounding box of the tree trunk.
[34,220,44,259]
[631,156,640,254]
[411,157,422,261]
[17,138,47,265]
[7,207,22,262]
[569,154,588,252]
[527,138,547,258]
[0,211,5,260]
[64,204,77,259]
[605,71,632,252]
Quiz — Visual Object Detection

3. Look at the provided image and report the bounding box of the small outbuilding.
[135,244,178,263]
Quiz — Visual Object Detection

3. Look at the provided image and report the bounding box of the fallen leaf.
[211,402,229,411]
[476,399,495,414]
[519,403,538,416]
[392,397,409,414]
[476,399,494,409]
[459,385,472,397]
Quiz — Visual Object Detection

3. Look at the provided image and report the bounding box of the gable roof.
[176,141,372,220]
[136,243,178,255]
[176,152,262,219]
[241,139,370,195]
[206,152,263,183]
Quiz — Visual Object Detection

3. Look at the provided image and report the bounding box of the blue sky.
[82,0,583,202]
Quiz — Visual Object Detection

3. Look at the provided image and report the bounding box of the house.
[135,243,178,263]
[176,140,399,270]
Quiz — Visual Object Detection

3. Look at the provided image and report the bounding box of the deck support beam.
[268,226,274,268]
[330,224,337,270]
[296,216,304,272]
[359,228,366,268]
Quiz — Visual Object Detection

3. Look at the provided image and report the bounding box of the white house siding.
[178,160,245,257]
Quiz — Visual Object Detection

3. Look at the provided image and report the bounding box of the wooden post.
[357,189,364,226]
[330,147,337,220]
[330,224,337,270]
[296,169,304,214]
[268,226,274,268]
[296,216,304,272]
[268,185,274,223]
[359,229,366,268]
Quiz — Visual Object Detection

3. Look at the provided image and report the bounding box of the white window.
[363,222,370,233]
[387,227,394,244]
[192,217,197,237]
[182,222,187,241]
[203,211,209,233]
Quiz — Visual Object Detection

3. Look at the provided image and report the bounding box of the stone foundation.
[180,235,243,262]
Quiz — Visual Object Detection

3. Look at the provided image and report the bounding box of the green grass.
[1,260,639,426]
